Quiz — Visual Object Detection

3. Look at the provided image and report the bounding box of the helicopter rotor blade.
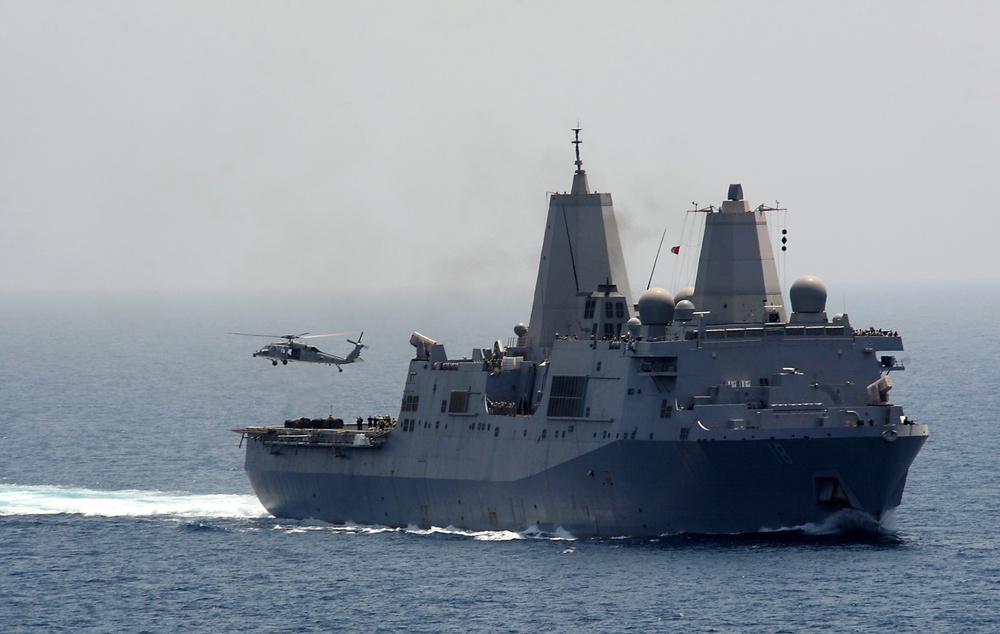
[229,332,310,342]
[298,332,350,339]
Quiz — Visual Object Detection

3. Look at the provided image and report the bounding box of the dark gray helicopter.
[229,332,367,371]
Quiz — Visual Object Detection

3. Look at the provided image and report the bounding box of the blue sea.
[2,284,998,632]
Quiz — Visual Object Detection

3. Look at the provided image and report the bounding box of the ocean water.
[2,284,999,633]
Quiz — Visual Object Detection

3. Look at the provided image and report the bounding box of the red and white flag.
[670,245,681,255]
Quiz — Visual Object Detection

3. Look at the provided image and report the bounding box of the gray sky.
[2,1,997,296]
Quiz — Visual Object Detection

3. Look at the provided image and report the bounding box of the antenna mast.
[572,126,583,172]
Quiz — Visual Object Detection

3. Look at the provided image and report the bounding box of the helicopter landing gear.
[337,366,343,372]
[281,360,288,365]
[272,360,278,366]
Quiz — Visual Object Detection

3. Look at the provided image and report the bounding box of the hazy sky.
[2,1,997,297]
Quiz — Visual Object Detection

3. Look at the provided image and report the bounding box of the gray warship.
[235,133,928,536]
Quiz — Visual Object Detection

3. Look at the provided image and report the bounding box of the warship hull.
[236,133,929,537]
[241,423,927,536]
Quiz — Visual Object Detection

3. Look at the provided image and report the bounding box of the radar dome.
[790,276,827,313]
[627,317,641,337]
[513,323,527,337]
[675,286,695,304]
[674,299,695,321]
[638,288,675,325]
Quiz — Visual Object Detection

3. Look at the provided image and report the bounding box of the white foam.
[403,524,520,540]
[397,523,575,541]
[0,484,267,519]
[760,508,884,536]
[0,485,584,540]
[519,524,576,541]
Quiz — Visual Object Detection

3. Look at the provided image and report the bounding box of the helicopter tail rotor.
[347,332,369,349]
[343,332,368,364]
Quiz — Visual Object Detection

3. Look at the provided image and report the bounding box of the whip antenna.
[646,229,667,290]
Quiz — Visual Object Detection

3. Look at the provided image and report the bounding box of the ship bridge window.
[547,376,588,418]
[584,299,596,319]
[402,395,419,412]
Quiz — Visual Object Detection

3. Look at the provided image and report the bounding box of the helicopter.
[229,332,367,371]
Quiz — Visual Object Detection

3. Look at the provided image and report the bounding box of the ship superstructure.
[235,132,928,536]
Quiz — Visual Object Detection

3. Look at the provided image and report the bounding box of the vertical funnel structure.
[527,129,633,357]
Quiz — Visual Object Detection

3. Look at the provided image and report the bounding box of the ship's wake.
[0,484,899,544]
[265,521,576,541]
[406,523,575,541]
[0,483,267,519]
[0,485,577,541]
